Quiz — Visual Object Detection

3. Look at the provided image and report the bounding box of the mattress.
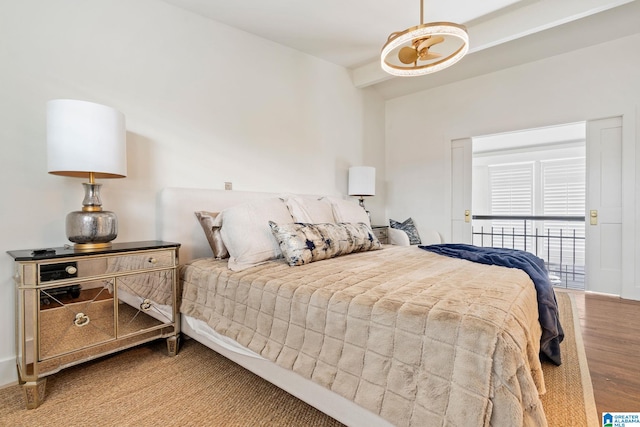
[180,244,547,426]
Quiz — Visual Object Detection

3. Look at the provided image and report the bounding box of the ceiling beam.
[351,0,636,89]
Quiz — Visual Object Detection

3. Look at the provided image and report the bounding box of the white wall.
[385,33,640,293]
[0,0,385,387]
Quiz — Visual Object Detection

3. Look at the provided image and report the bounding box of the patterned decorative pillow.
[389,217,422,245]
[269,221,381,266]
[194,211,229,259]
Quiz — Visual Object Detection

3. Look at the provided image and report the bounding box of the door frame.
[450,112,637,300]
[620,109,638,300]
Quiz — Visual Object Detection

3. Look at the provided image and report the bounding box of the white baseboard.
[0,356,18,388]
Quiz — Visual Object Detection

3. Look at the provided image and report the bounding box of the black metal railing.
[472,215,586,289]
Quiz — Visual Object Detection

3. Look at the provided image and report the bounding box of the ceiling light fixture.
[381,0,469,77]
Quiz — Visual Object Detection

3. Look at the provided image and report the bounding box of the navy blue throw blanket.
[419,243,564,365]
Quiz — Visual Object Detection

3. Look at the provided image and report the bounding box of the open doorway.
[471,122,586,290]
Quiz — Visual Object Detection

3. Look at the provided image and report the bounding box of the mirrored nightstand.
[7,241,181,409]
[371,225,389,244]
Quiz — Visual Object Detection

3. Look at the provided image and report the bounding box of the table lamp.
[348,166,375,210]
[47,99,127,250]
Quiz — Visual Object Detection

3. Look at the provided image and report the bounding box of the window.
[488,162,534,250]
[541,158,586,267]
[472,122,586,288]
[489,163,534,216]
[477,155,585,287]
[541,158,585,217]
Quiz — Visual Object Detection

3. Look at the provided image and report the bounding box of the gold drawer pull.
[140,299,152,311]
[74,312,90,327]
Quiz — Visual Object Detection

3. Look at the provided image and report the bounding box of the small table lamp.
[47,99,127,250]
[348,166,376,210]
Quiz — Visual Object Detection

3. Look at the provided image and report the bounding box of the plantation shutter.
[488,163,534,249]
[541,158,586,264]
[541,158,586,216]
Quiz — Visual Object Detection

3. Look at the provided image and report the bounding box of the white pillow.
[321,196,370,227]
[214,198,294,271]
[283,196,335,223]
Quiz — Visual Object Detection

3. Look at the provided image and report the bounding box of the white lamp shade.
[47,99,127,178]
[348,166,375,196]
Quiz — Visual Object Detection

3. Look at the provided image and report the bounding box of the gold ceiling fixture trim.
[381,0,469,77]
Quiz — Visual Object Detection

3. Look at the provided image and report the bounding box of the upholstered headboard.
[158,187,282,264]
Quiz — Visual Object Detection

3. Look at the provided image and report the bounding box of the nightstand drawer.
[39,283,115,360]
[372,226,389,244]
[105,250,175,273]
[33,250,175,285]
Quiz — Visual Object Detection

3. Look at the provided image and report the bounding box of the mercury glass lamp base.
[66,210,118,249]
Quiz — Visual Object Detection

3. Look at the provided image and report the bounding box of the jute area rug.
[0,291,597,426]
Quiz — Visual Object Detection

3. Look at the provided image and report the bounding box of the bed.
[158,187,554,427]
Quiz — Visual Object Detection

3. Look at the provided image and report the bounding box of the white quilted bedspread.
[180,245,547,426]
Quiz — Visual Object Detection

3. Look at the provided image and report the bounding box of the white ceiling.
[160,0,523,68]
[160,0,640,97]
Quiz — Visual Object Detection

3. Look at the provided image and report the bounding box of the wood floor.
[570,291,640,415]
